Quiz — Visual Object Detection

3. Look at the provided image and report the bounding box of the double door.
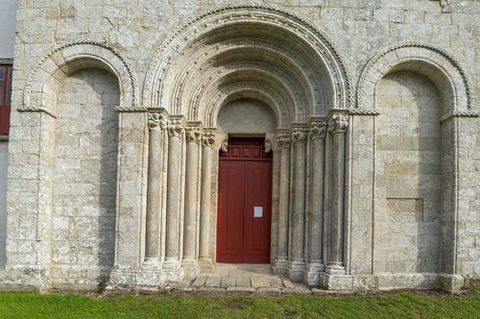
[216,138,272,263]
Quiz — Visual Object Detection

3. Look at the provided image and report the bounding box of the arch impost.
[117,106,168,113]
[439,111,480,122]
[17,106,57,118]
[348,108,380,116]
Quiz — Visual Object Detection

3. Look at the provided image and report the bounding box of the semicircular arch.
[22,39,139,114]
[357,42,474,114]
[143,5,352,123]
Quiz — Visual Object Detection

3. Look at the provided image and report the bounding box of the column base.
[304,261,324,287]
[198,257,214,273]
[163,258,183,282]
[288,259,305,283]
[272,257,289,275]
[438,273,465,292]
[325,262,346,275]
[181,258,200,280]
[142,258,161,269]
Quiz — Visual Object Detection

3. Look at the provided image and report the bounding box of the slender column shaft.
[292,130,307,261]
[327,115,348,270]
[165,121,184,261]
[289,128,308,282]
[199,131,215,261]
[145,113,167,263]
[183,128,202,260]
[274,133,291,273]
[309,123,326,265]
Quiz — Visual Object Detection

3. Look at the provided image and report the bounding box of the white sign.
[254,206,263,218]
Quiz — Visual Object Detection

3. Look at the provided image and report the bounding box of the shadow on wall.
[376,70,441,274]
[51,68,119,287]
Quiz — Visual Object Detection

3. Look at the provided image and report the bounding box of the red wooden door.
[217,138,272,263]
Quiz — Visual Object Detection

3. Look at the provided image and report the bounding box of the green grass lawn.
[1,284,479,319]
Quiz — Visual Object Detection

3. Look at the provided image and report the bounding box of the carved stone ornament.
[328,115,349,135]
[23,39,139,112]
[148,112,168,131]
[265,139,272,153]
[277,133,291,149]
[309,122,327,140]
[221,138,228,152]
[202,131,216,148]
[143,5,353,116]
[167,119,185,137]
[186,127,202,144]
[292,128,308,144]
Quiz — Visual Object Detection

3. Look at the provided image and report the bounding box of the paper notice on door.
[254,206,263,218]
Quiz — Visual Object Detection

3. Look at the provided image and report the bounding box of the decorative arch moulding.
[439,111,480,122]
[142,5,355,121]
[20,39,139,115]
[357,41,475,113]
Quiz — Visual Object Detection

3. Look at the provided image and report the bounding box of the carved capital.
[309,122,327,140]
[186,127,202,144]
[277,133,291,149]
[265,139,272,153]
[167,119,185,137]
[202,130,216,148]
[221,138,228,152]
[292,128,308,144]
[328,115,349,135]
[148,112,168,131]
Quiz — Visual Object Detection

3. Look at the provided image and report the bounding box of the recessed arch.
[22,39,139,114]
[357,42,474,115]
[143,5,352,123]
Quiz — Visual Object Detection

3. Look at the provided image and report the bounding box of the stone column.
[144,112,167,266]
[273,132,291,274]
[289,127,308,282]
[164,118,185,279]
[326,114,348,274]
[199,129,216,269]
[306,121,327,285]
[182,125,202,278]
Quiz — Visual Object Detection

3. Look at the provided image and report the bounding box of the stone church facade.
[1,0,480,292]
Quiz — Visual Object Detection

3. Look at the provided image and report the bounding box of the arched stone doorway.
[111,5,353,288]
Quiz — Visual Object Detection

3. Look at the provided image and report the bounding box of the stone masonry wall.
[4,0,480,288]
[374,71,441,274]
[51,69,119,288]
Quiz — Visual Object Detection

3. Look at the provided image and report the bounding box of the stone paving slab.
[181,264,313,294]
[192,276,207,287]
[251,276,271,288]
[235,277,251,287]
[220,277,236,288]
[270,277,283,288]
[282,279,295,288]
[226,287,256,293]
[205,277,222,287]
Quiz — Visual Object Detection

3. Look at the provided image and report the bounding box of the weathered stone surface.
[1,1,479,293]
